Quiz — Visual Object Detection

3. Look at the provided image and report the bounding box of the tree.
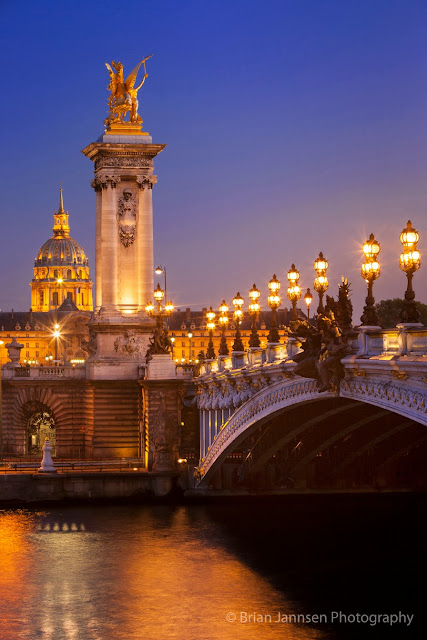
[375,298,427,328]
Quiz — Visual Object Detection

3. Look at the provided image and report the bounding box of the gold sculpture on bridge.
[104,56,152,134]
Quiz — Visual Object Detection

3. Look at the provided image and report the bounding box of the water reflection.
[0,506,324,640]
[0,496,424,640]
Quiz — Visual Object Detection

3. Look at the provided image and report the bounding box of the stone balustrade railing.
[198,325,427,377]
[1,365,86,379]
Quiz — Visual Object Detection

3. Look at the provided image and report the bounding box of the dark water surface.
[0,494,425,640]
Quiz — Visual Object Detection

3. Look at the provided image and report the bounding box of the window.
[181,350,185,357]
[52,292,59,306]
[181,341,185,347]
[26,343,29,348]
[36,351,39,357]
[67,269,72,279]
[54,269,59,278]
[201,341,204,347]
[35,343,39,348]
[67,291,73,300]
[39,291,44,306]
[26,351,29,358]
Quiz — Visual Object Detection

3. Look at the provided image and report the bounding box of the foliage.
[375,298,427,328]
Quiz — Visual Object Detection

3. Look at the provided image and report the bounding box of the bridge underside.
[204,398,427,492]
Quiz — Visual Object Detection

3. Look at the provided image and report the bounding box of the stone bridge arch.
[197,375,427,488]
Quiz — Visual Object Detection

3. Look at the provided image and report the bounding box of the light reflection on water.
[0,506,324,640]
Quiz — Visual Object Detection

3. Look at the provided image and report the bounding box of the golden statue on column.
[104,55,152,135]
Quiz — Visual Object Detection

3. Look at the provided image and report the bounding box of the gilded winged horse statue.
[104,56,152,127]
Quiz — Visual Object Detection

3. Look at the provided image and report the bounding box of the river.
[0,493,425,639]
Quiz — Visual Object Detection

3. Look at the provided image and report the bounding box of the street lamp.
[399,221,421,324]
[304,288,313,323]
[267,274,281,343]
[313,252,329,315]
[170,334,175,358]
[53,323,61,363]
[146,283,174,350]
[187,331,193,361]
[206,307,216,359]
[232,292,245,352]
[360,233,381,326]
[248,284,261,348]
[218,300,229,356]
[155,265,167,302]
[287,264,301,325]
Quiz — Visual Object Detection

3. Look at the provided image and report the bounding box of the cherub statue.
[104,56,152,127]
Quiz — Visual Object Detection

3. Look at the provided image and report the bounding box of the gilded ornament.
[104,56,152,131]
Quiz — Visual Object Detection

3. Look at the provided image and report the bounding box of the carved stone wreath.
[117,189,137,247]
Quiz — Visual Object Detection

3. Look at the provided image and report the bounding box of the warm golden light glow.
[233,308,243,322]
[304,288,313,308]
[145,301,154,315]
[287,265,300,284]
[248,284,261,302]
[268,274,280,294]
[206,306,216,323]
[399,250,421,272]
[361,260,380,282]
[287,284,301,302]
[53,330,60,339]
[314,252,328,275]
[362,233,380,260]
[232,292,244,309]
[155,265,164,275]
[219,299,229,315]
[400,220,419,249]
[314,275,329,292]
[164,301,174,315]
[153,283,164,302]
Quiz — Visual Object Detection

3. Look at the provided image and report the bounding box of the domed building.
[31,189,93,312]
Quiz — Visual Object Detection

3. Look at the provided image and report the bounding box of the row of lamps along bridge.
[146,221,421,361]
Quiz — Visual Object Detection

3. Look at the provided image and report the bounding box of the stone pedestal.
[38,438,57,473]
[357,326,382,356]
[266,343,285,363]
[141,380,184,472]
[146,354,176,380]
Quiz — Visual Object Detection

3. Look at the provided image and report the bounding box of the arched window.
[78,270,83,279]
[52,291,59,306]
[27,410,56,456]
[39,291,44,306]
[53,269,59,278]
[67,269,72,279]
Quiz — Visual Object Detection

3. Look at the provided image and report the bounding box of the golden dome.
[35,189,89,267]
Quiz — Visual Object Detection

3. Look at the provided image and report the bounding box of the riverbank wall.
[0,471,181,503]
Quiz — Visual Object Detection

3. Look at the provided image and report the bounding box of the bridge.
[194,324,427,491]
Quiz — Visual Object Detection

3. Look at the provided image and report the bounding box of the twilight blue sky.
[0,0,426,319]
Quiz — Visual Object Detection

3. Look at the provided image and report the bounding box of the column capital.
[136,175,157,190]
[91,175,121,191]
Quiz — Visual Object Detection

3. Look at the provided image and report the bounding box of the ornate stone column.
[82,133,166,380]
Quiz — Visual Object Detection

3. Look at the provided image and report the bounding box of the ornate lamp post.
[232,292,245,352]
[399,221,421,324]
[218,300,229,356]
[170,334,175,358]
[53,323,61,363]
[286,264,301,327]
[187,331,193,361]
[248,284,261,347]
[304,288,313,323]
[360,233,381,326]
[206,307,216,359]
[267,275,281,343]
[145,283,174,350]
[313,252,329,315]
